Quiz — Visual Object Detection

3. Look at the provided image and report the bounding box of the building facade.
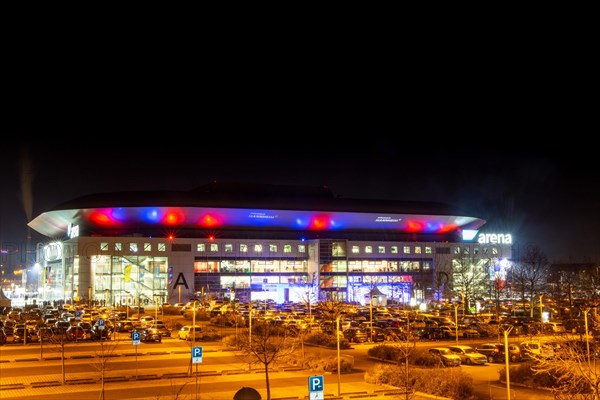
[26,182,512,309]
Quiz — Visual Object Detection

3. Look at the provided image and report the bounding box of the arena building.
[26,182,513,309]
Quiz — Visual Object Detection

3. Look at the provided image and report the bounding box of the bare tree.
[510,246,550,318]
[451,257,488,312]
[236,320,298,400]
[90,339,119,400]
[528,326,600,399]
[296,272,318,321]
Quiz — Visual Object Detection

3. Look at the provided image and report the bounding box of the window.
[463,246,470,255]
[254,244,263,253]
[240,244,248,253]
[453,247,461,255]
[269,244,277,253]
[414,246,421,254]
[351,245,360,254]
[365,246,372,254]
[284,245,292,253]
[158,243,166,251]
[224,244,233,253]
[474,247,480,255]
[115,243,122,251]
[210,243,218,252]
[100,242,108,251]
[144,243,151,251]
[298,245,306,253]
[378,246,385,254]
[129,243,138,252]
[390,246,398,254]
[425,246,432,254]
[423,261,431,270]
[492,247,498,255]
[403,246,410,254]
[197,244,205,252]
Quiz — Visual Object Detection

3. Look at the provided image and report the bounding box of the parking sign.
[97,319,105,330]
[192,346,203,364]
[308,376,324,399]
[132,331,141,346]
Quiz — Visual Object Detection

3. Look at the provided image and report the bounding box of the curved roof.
[28,182,486,239]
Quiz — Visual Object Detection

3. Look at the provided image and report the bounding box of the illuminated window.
[415,247,421,254]
[210,243,218,252]
[423,261,431,270]
[197,244,205,252]
[454,247,461,255]
[463,247,470,255]
[474,247,480,255]
[365,246,372,254]
[391,246,398,254]
[100,242,108,251]
[351,246,360,254]
[144,243,151,251]
[492,247,498,255]
[332,242,346,256]
[240,244,248,253]
[378,246,385,254]
[158,243,166,251]
[254,244,263,253]
[129,243,138,252]
[425,246,432,254]
[225,244,233,253]
[284,245,292,253]
[298,245,306,253]
[115,243,122,251]
[403,246,410,254]
[269,244,277,253]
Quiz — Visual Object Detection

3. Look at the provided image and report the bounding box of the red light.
[167,234,174,240]
[208,235,214,241]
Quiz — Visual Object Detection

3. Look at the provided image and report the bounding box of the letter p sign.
[309,375,324,392]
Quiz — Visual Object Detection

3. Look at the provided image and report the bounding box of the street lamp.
[88,286,92,308]
[584,308,591,368]
[336,315,341,397]
[503,325,514,400]
[454,303,460,345]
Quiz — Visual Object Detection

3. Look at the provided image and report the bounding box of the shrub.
[365,363,476,400]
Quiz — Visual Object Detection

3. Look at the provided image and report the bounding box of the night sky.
[1,136,598,271]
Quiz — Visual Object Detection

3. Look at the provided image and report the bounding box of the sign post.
[308,375,324,400]
[192,346,203,400]
[132,331,140,379]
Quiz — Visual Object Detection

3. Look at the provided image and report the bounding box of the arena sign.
[462,230,512,244]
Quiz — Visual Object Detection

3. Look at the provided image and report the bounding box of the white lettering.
[477,233,512,244]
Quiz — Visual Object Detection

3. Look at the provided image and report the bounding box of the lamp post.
[88,286,92,308]
[105,289,109,309]
[336,315,341,397]
[503,325,514,400]
[454,303,460,345]
[248,304,252,372]
[178,285,181,304]
[539,294,544,325]
[584,308,591,368]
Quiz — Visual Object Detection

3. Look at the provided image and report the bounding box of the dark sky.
[1,136,598,270]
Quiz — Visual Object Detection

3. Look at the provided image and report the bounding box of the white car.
[448,345,488,365]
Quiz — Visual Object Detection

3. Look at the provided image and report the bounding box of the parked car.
[13,326,39,343]
[342,327,369,343]
[136,327,162,343]
[89,325,111,340]
[428,347,462,367]
[65,325,87,341]
[520,340,555,359]
[476,342,522,363]
[0,328,7,345]
[448,345,488,365]
[178,325,203,341]
[149,323,171,337]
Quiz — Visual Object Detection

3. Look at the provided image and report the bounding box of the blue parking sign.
[192,346,203,364]
[309,375,323,392]
[132,331,141,346]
